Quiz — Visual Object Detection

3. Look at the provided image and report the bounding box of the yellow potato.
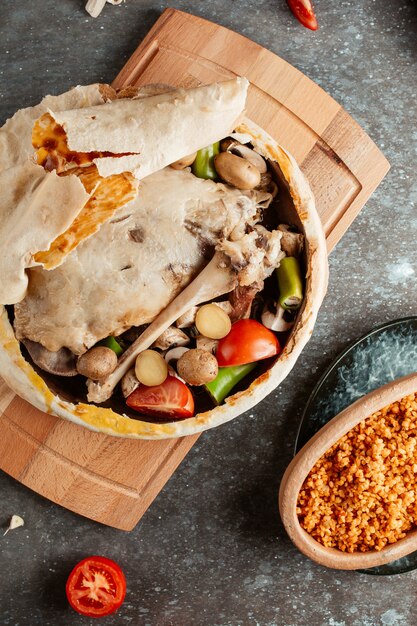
[135,349,168,386]
[195,304,232,339]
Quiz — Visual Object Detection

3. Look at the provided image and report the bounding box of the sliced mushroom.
[22,339,78,376]
[164,346,190,366]
[220,137,236,152]
[121,368,139,398]
[170,152,197,170]
[3,514,24,536]
[261,301,295,332]
[175,306,199,328]
[227,143,267,174]
[278,224,304,257]
[152,326,190,350]
[196,335,218,354]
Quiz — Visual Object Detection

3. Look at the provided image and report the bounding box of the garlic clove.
[3,514,24,536]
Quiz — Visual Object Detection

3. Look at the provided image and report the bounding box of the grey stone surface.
[0,0,416,624]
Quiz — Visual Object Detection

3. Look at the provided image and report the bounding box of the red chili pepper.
[287,0,319,31]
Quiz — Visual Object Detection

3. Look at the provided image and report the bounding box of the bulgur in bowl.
[279,371,417,570]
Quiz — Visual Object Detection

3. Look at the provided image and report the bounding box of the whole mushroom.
[227,142,267,173]
[77,346,118,380]
[177,349,218,386]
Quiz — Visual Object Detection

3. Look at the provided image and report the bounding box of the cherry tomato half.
[126,375,194,420]
[216,319,281,367]
[66,556,126,618]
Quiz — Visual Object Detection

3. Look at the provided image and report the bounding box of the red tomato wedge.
[287,0,318,31]
[66,556,126,618]
[216,319,281,367]
[126,375,194,420]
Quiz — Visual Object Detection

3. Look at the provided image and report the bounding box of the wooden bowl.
[279,371,417,570]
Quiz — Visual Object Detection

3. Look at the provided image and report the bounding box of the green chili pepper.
[192,142,220,180]
[98,336,124,356]
[205,362,257,405]
[276,256,304,311]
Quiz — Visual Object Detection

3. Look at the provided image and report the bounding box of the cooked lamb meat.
[278,224,304,257]
[218,225,284,287]
[229,284,261,322]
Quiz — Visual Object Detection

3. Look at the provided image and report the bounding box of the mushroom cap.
[23,340,78,377]
[177,349,218,386]
[76,346,118,380]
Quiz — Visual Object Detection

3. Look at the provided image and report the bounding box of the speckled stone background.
[1,1,416,625]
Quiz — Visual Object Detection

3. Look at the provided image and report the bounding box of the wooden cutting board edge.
[0,9,389,531]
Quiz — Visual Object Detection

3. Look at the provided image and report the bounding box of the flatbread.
[33,166,138,270]
[0,84,108,171]
[0,162,89,304]
[0,79,249,305]
[0,84,128,304]
[0,78,248,304]
[43,78,249,177]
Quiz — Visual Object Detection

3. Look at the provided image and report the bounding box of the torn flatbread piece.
[0,84,110,171]
[39,78,249,178]
[33,166,138,270]
[32,113,125,173]
[0,162,89,304]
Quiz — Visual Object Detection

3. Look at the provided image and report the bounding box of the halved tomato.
[66,555,126,618]
[216,319,281,367]
[126,375,194,419]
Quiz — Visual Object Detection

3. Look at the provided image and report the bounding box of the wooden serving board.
[0,9,389,530]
